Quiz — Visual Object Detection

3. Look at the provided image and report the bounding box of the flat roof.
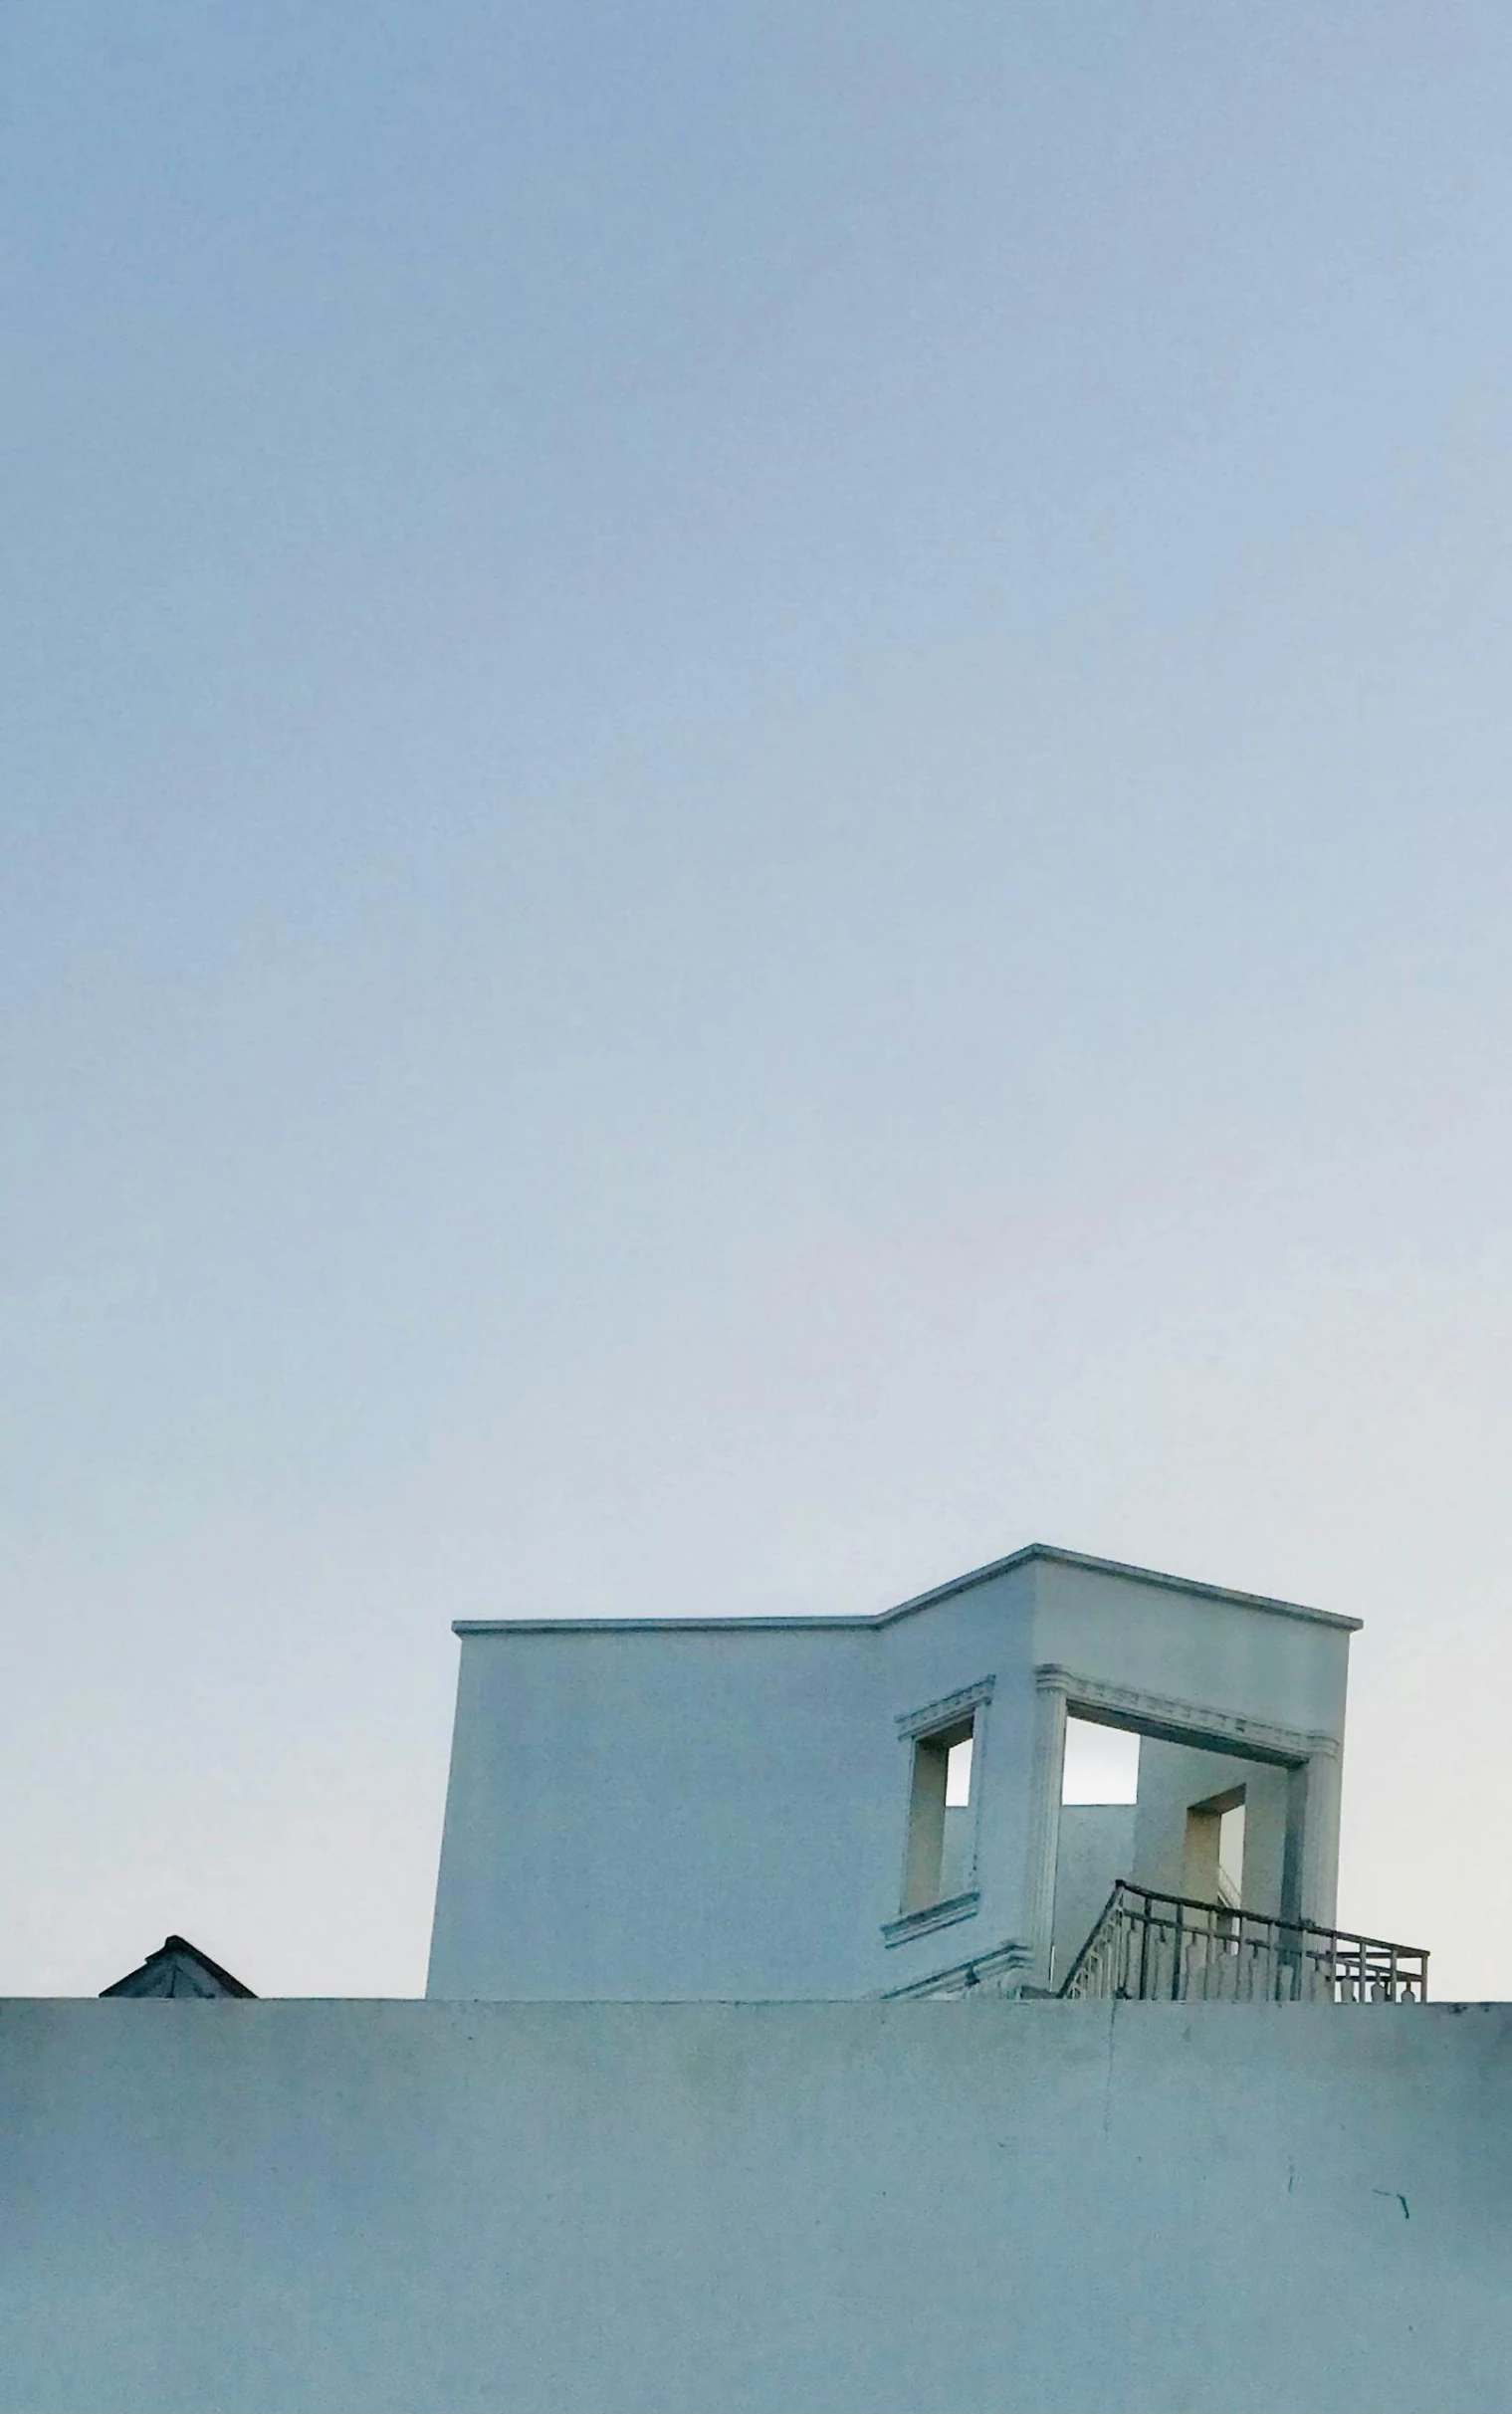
[454,1542,1362,1637]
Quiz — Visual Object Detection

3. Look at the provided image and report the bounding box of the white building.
[429,1543,1359,2003]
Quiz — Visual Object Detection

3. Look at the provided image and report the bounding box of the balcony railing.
[1058,1881,1428,2005]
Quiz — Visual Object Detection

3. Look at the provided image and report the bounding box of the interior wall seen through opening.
[1050,1719,1295,1985]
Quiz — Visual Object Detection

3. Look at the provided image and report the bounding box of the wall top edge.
[18,1995,1508,2012]
[452,1616,874,1636]
[453,1545,1362,1639]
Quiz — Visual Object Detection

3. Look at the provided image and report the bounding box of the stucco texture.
[1,1998,1508,2414]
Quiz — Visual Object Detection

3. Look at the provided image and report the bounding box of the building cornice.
[454,1544,1360,1638]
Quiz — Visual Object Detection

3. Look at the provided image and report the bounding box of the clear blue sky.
[5,3,1511,1996]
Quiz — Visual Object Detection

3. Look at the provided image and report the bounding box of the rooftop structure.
[428,1542,1389,2003]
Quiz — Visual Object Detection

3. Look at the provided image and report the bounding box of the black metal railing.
[1058,1881,1428,2005]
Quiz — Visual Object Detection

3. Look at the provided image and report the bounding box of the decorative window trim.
[1036,1663,1336,1768]
[888,1675,995,1936]
[882,1889,981,1947]
[881,1934,1030,1997]
[895,1674,995,1739]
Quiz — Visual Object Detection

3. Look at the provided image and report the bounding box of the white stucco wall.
[1030,1554,1352,1739]
[427,1619,891,1999]
[2,1998,1508,2414]
[427,1569,1043,1999]
[1130,1740,1292,1912]
[1050,1804,1134,1980]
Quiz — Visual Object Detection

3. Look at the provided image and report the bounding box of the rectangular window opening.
[1183,1786,1247,1908]
[1218,1800,1246,1905]
[945,1733,973,1807]
[903,1717,975,1913]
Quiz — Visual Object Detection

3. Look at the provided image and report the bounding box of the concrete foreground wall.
[2,1999,1510,2414]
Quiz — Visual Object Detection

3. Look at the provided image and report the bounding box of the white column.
[1022,1666,1069,1985]
[1299,1743,1344,1929]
